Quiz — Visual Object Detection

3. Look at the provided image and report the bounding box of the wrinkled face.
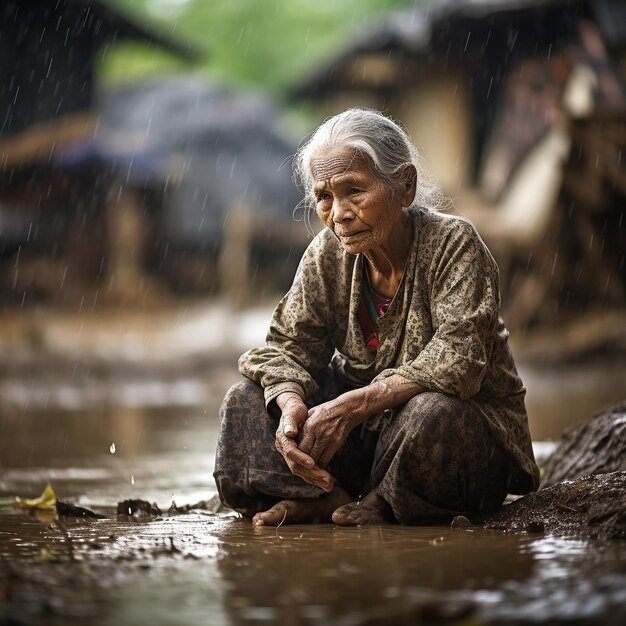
[311,145,403,255]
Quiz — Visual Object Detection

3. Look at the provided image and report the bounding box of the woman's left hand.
[297,377,426,468]
[298,393,363,468]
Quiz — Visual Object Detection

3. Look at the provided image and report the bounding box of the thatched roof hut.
[292,0,626,330]
[0,2,305,305]
[0,0,199,137]
[0,0,201,305]
[293,0,625,192]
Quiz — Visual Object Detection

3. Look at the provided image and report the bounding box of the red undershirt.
[356,274,392,350]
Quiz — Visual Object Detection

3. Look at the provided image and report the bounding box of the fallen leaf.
[16,483,57,511]
[39,547,53,562]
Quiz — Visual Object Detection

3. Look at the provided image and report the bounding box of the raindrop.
[551,252,558,276]
[464,32,471,52]
[59,265,67,290]
[131,475,135,485]
[110,443,116,454]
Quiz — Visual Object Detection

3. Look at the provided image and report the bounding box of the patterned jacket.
[239,207,540,492]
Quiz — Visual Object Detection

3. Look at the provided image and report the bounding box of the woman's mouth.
[338,230,368,240]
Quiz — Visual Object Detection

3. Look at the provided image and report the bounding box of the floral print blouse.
[239,207,539,492]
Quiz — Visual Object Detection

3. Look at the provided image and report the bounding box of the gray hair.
[293,108,447,231]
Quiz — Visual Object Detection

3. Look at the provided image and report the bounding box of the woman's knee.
[390,391,465,441]
[384,392,510,512]
[374,392,464,484]
[379,392,480,478]
[217,378,267,453]
[221,378,263,409]
[219,378,265,424]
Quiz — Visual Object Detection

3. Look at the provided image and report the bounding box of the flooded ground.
[2,512,626,626]
[2,400,626,625]
[1,304,625,625]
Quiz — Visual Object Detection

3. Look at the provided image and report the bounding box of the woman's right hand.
[275,392,334,492]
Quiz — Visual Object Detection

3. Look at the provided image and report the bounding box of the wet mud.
[484,403,626,540]
[2,509,626,626]
[485,472,626,539]
[1,404,625,625]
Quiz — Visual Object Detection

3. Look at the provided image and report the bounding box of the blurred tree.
[101,0,417,89]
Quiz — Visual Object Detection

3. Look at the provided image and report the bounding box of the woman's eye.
[350,188,361,195]
[317,193,331,202]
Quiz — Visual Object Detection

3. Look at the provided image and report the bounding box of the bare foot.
[252,487,351,526]
[331,490,395,526]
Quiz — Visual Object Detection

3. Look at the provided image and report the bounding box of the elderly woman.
[214,108,539,526]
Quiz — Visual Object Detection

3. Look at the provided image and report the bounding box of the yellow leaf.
[39,547,53,562]
[16,483,57,511]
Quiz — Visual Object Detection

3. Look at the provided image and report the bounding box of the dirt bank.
[542,401,626,487]
[485,471,626,539]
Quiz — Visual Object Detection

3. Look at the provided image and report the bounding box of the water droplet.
[109,443,116,454]
[130,475,135,485]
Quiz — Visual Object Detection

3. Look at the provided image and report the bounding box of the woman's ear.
[402,164,417,207]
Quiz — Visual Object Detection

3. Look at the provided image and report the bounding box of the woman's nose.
[332,198,354,223]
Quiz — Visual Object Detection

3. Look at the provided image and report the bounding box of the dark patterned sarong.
[214,377,521,524]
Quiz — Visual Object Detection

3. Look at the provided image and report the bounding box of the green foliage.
[100,0,417,90]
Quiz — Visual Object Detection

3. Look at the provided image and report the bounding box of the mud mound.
[542,402,626,487]
[484,472,626,539]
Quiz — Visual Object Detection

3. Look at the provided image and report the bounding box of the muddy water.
[2,513,626,626]
[0,404,221,509]
[2,403,626,625]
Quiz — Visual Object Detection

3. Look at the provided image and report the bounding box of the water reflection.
[0,404,220,509]
[2,497,625,624]
[215,523,533,624]
[2,402,626,625]
[212,521,625,625]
